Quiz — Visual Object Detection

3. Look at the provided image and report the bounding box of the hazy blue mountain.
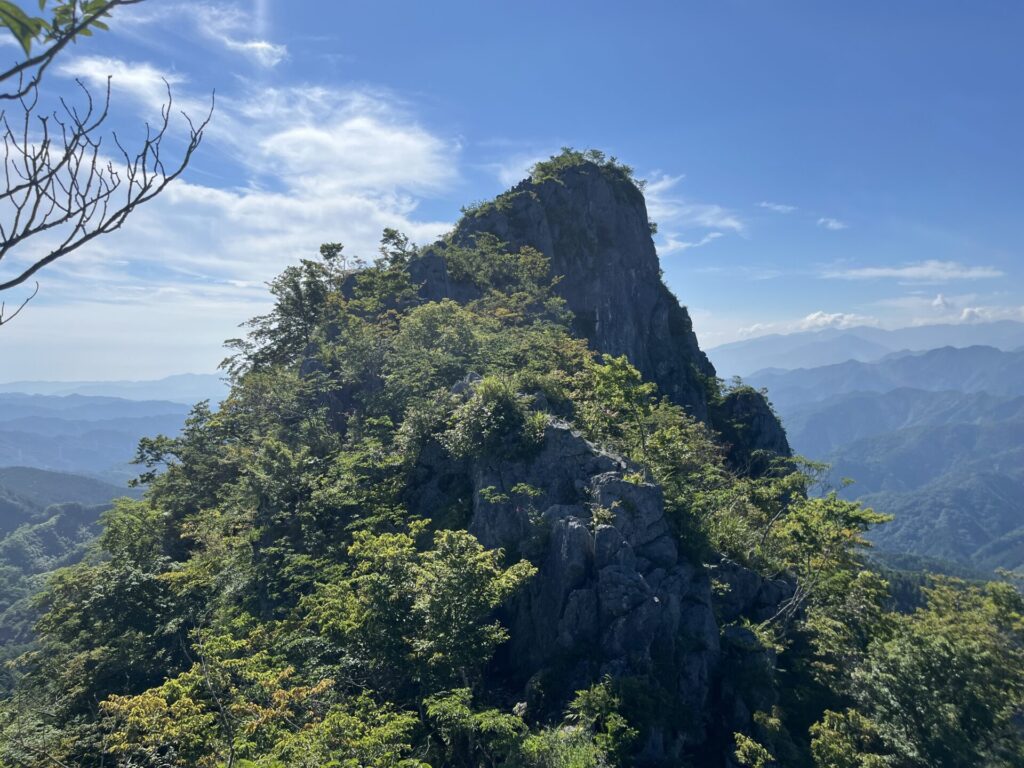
[0,394,190,484]
[0,392,193,420]
[760,346,1024,573]
[0,373,227,404]
[707,320,1024,377]
[826,421,1024,497]
[784,389,1024,457]
[710,329,894,377]
[749,346,1024,411]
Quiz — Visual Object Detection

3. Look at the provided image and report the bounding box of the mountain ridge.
[709,321,1024,377]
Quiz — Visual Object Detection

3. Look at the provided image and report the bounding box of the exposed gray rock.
[395,161,795,763]
[716,624,780,762]
[412,162,716,421]
[407,412,787,763]
[459,420,721,754]
[450,370,482,397]
[407,160,791,468]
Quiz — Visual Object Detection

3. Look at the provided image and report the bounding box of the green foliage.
[425,688,526,767]
[516,727,609,768]
[529,148,645,190]
[566,680,637,763]
[440,376,546,460]
[0,1,118,55]
[513,680,635,768]
[413,529,536,687]
[1,223,1016,768]
[735,732,775,768]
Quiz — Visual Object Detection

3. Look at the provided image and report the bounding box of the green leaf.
[0,1,43,55]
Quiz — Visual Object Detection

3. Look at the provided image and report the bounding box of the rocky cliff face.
[408,415,792,764]
[409,160,791,465]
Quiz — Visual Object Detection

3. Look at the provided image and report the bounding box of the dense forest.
[0,152,1022,768]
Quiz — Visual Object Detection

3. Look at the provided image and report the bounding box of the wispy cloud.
[660,232,723,254]
[110,1,288,68]
[195,4,287,67]
[817,216,848,230]
[694,264,783,281]
[797,310,876,330]
[824,260,1004,282]
[56,56,188,116]
[757,201,796,213]
[489,152,546,187]
[958,305,1024,324]
[646,174,745,232]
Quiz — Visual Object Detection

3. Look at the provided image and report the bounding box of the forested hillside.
[0,468,134,664]
[1,153,1021,768]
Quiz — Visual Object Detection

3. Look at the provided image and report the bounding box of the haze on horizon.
[0,0,1021,380]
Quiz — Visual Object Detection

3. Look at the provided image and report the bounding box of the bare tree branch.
[0,77,214,293]
[0,278,35,324]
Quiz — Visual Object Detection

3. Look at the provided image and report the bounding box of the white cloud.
[1,56,460,378]
[194,3,287,67]
[757,201,796,213]
[107,1,287,68]
[824,260,1004,282]
[797,310,876,330]
[646,174,745,232]
[56,57,457,197]
[489,153,546,187]
[957,305,1024,324]
[736,322,774,338]
[660,232,723,255]
[932,293,952,311]
[817,217,848,231]
[736,310,877,338]
[960,307,985,323]
[693,264,783,281]
[56,56,188,115]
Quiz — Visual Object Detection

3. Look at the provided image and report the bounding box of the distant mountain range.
[750,345,1024,574]
[0,373,227,404]
[748,345,1024,411]
[707,320,1024,377]
[0,393,191,484]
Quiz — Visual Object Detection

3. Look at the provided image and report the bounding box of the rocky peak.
[410,156,791,466]
[453,161,716,422]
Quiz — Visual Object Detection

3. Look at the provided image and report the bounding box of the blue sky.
[1,0,1022,379]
